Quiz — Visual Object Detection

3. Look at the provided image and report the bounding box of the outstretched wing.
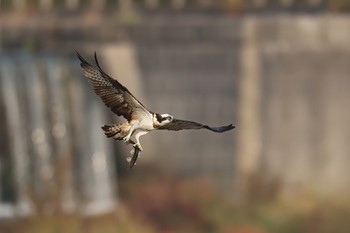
[157,119,235,133]
[76,52,149,122]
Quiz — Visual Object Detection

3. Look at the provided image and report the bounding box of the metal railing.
[1,0,331,12]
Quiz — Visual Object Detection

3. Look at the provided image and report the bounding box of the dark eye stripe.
[156,114,163,122]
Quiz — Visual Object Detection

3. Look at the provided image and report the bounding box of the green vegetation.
[2,167,350,233]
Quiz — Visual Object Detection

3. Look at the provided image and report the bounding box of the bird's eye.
[167,116,172,121]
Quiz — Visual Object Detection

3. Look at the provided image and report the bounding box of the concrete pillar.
[100,43,155,164]
[235,17,262,198]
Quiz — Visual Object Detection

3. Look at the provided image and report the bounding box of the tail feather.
[102,124,121,139]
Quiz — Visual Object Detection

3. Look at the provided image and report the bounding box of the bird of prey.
[77,52,235,168]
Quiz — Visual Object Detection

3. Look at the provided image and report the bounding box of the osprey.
[77,52,235,168]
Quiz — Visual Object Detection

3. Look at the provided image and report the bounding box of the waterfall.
[0,53,117,217]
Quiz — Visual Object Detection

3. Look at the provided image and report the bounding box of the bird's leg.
[134,131,147,151]
[122,133,132,143]
[129,131,147,155]
[127,139,136,146]
[123,121,139,143]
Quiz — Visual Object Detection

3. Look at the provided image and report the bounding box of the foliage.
[2,167,350,233]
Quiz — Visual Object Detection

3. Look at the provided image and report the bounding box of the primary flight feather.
[77,52,235,168]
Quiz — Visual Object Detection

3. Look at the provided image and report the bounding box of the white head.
[153,113,174,126]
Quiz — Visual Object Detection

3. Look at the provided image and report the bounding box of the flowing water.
[0,53,117,217]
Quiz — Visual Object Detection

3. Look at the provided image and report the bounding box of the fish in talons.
[128,144,141,168]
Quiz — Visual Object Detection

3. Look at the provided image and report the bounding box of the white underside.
[124,111,154,150]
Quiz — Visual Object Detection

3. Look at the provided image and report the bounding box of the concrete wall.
[1,12,350,201]
[249,15,350,196]
[125,14,350,196]
[124,14,239,192]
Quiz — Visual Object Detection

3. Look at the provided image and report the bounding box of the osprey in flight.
[77,52,235,168]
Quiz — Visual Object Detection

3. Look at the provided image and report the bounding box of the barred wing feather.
[77,52,149,122]
[158,119,235,133]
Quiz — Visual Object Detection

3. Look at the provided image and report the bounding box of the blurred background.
[0,0,350,232]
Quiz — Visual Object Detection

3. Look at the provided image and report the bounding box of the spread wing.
[157,119,235,133]
[76,51,149,122]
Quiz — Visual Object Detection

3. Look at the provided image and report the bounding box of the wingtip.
[75,50,87,65]
[94,51,98,62]
[223,124,235,132]
[206,123,235,133]
[94,51,103,71]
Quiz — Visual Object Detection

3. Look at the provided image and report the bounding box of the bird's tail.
[101,124,130,140]
[102,124,121,139]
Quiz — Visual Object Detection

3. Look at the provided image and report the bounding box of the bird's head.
[153,113,174,126]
